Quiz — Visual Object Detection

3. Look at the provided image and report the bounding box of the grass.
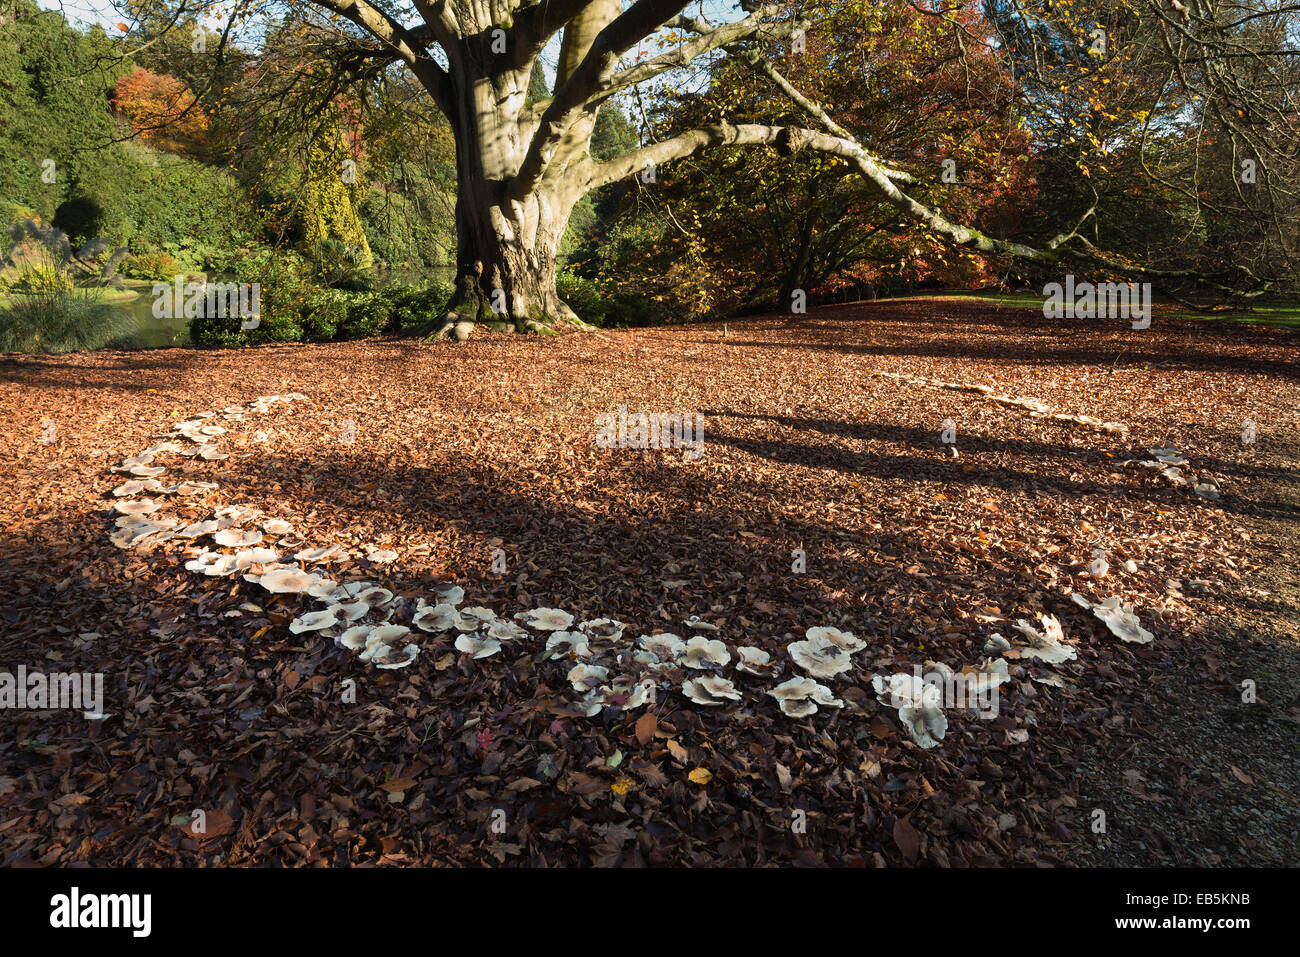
[0,285,135,353]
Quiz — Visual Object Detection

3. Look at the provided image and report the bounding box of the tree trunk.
[413,23,612,341]
[430,176,583,339]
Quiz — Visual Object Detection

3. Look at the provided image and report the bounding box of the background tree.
[102,0,1300,330]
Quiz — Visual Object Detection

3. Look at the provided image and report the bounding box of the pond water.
[111,291,190,348]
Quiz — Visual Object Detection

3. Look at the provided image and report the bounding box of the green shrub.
[189,250,314,347]
[121,248,180,281]
[306,238,375,291]
[378,279,452,331]
[300,289,349,340]
[556,269,657,328]
[338,291,389,339]
[1,261,74,294]
[0,285,131,353]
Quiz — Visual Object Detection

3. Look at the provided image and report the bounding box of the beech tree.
[123,0,1300,334]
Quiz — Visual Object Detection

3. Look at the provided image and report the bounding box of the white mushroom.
[578,618,626,640]
[429,583,465,606]
[1092,597,1154,644]
[767,676,842,718]
[787,632,853,678]
[515,607,575,631]
[735,646,774,676]
[337,625,372,651]
[113,499,160,515]
[1010,614,1077,664]
[638,633,686,661]
[454,633,502,659]
[485,619,529,641]
[682,676,742,706]
[290,609,340,634]
[545,631,592,660]
[213,528,263,548]
[375,643,420,670]
[327,600,371,623]
[567,663,609,692]
[113,479,164,497]
[261,519,294,535]
[234,547,278,570]
[296,544,346,563]
[805,626,866,653]
[983,633,1012,655]
[684,615,720,632]
[412,602,462,633]
[680,636,731,670]
[258,567,323,594]
[872,673,946,748]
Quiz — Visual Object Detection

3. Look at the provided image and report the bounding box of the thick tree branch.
[512,0,692,197]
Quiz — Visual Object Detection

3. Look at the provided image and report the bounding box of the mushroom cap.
[515,607,575,631]
[1092,599,1154,644]
[735,646,774,675]
[261,519,294,535]
[567,663,609,692]
[682,675,741,706]
[684,615,720,632]
[375,643,421,670]
[305,578,343,599]
[349,585,394,607]
[328,600,371,623]
[296,544,346,563]
[545,631,592,660]
[413,602,462,633]
[787,634,852,678]
[178,520,220,538]
[485,619,529,641]
[680,636,730,669]
[454,633,502,659]
[872,672,942,710]
[113,479,164,497]
[114,499,161,515]
[778,697,819,718]
[234,547,278,570]
[429,583,465,606]
[639,633,686,660]
[366,548,399,563]
[768,676,820,700]
[1010,614,1077,663]
[805,626,866,653]
[290,609,340,634]
[898,704,947,748]
[258,567,322,594]
[578,618,626,640]
[213,528,263,548]
[337,625,372,651]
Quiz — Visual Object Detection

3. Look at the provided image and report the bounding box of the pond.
[109,289,191,348]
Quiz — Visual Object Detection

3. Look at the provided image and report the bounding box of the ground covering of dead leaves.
[1,298,1297,867]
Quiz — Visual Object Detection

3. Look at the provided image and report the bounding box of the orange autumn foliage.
[112,66,211,156]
